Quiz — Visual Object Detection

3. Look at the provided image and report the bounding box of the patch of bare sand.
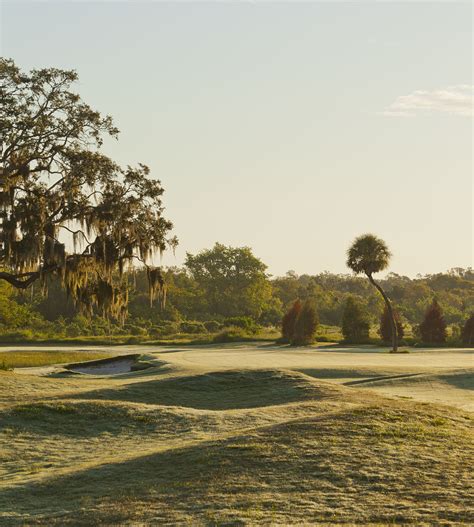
[67,357,138,375]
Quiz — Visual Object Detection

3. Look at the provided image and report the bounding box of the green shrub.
[179,321,207,334]
[291,300,319,346]
[126,336,143,344]
[147,322,180,338]
[212,327,251,343]
[127,325,148,336]
[446,324,462,346]
[281,300,302,343]
[203,320,222,332]
[419,299,447,344]
[223,316,258,334]
[259,298,284,326]
[341,296,370,343]
[149,325,164,338]
[460,315,473,346]
[0,329,35,342]
[379,306,404,343]
[0,359,12,371]
[159,321,180,335]
[65,324,82,337]
[315,334,331,343]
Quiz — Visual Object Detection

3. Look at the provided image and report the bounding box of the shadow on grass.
[296,368,383,380]
[66,370,326,410]
[1,402,472,526]
[438,371,474,391]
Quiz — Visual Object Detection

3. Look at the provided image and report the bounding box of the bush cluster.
[222,316,259,334]
[379,306,404,343]
[281,300,319,346]
[179,321,208,334]
[212,327,251,343]
[341,297,370,343]
[418,299,447,344]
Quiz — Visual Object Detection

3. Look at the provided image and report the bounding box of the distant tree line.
[0,61,277,338]
[0,240,472,346]
[1,60,472,348]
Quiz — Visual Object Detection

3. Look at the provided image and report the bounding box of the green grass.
[0,354,472,526]
[0,350,112,369]
[0,329,282,346]
[2,327,343,347]
[68,369,335,410]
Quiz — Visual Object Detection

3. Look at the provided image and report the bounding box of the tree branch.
[0,264,57,289]
[59,225,91,244]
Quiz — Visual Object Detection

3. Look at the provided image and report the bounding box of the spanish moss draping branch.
[0,59,176,321]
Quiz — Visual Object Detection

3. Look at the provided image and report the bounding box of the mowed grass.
[0,350,112,369]
[0,360,472,526]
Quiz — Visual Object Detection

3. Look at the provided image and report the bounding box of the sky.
[1,1,472,277]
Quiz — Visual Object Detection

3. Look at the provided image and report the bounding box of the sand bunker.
[66,354,143,375]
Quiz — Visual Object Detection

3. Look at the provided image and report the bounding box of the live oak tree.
[0,59,176,320]
[347,234,398,351]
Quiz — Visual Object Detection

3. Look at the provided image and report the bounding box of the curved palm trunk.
[367,273,398,352]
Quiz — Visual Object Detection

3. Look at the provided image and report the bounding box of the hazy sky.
[1,1,472,277]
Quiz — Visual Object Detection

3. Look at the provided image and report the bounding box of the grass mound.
[69,369,333,410]
[2,400,195,436]
[1,345,473,526]
[1,397,472,526]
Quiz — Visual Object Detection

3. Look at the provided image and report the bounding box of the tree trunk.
[367,273,398,352]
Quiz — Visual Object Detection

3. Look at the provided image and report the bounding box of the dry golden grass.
[0,347,473,526]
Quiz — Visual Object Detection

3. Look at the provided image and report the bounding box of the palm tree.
[346,234,398,351]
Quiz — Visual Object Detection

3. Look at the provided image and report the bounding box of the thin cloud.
[382,85,473,117]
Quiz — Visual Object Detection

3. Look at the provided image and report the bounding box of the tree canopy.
[184,243,272,318]
[346,234,391,277]
[0,59,176,320]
